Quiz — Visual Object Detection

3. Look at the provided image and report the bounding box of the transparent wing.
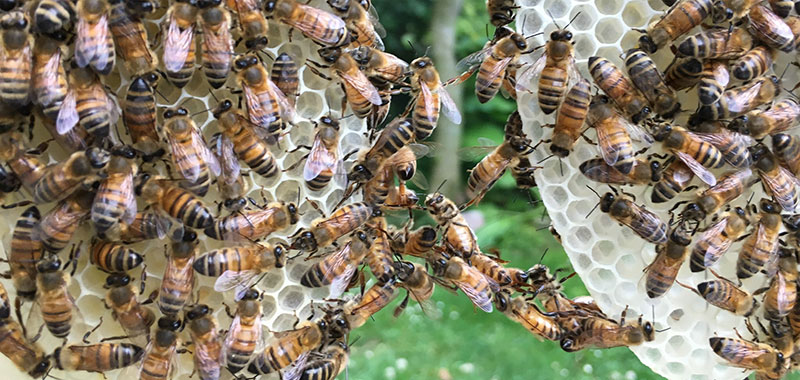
[456,279,493,313]
[438,86,462,124]
[268,78,296,122]
[216,134,241,184]
[282,351,311,380]
[340,69,382,106]
[455,47,491,77]
[596,122,622,167]
[221,315,242,366]
[419,80,436,124]
[243,84,279,127]
[515,53,546,93]
[214,270,260,298]
[566,58,581,91]
[698,218,732,267]
[121,171,137,225]
[164,16,194,73]
[74,17,92,68]
[303,134,338,182]
[36,49,63,106]
[195,124,221,177]
[761,166,800,212]
[93,15,113,73]
[56,90,78,135]
[328,264,356,299]
[623,119,653,144]
[627,202,667,235]
[691,131,753,167]
[675,151,717,186]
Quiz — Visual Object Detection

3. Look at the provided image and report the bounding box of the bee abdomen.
[538,67,567,114]
[300,264,330,288]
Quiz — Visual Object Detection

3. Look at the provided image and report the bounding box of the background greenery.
[342,0,664,378]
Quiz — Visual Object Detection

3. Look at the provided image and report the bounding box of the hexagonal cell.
[288,261,313,283]
[590,239,616,265]
[278,285,306,310]
[260,269,286,291]
[593,45,625,67]
[595,17,625,44]
[543,0,570,19]
[290,120,315,147]
[569,5,599,31]
[297,91,325,120]
[262,294,278,320]
[272,312,300,331]
[596,0,623,15]
[277,44,307,66]
[569,225,594,248]
[566,199,595,223]
[623,1,652,27]
[613,281,637,304]
[573,33,598,59]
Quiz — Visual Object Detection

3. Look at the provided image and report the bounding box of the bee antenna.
[586,185,601,199]
[656,327,671,333]
[209,90,220,102]
[779,62,791,82]
[485,24,489,39]
[538,248,549,264]
[433,179,447,194]
[423,46,431,57]
[536,154,554,164]
[191,108,212,117]
[565,11,581,29]
[406,40,417,54]
[547,10,560,29]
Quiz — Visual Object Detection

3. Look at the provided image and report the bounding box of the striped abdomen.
[0,45,32,107]
[732,46,773,81]
[91,176,129,234]
[123,77,158,147]
[90,240,143,273]
[225,320,259,373]
[33,46,67,121]
[697,280,750,315]
[56,343,144,371]
[412,89,439,140]
[193,247,254,276]
[664,58,702,90]
[0,320,48,376]
[552,79,590,155]
[736,217,780,279]
[160,186,214,229]
[251,330,320,374]
[37,200,90,253]
[444,220,479,258]
[108,0,155,71]
[772,133,800,175]
[271,53,298,105]
[475,54,505,103]
[599,121,635,175]
[10,207,42,299]
[300,261,335,287]
[679,138,723,168]
[645,251,685,298]
[466,148,512,199]
[229,124,277,178]
[38,274,73,338]
[538,66,567,114]
[158,256,194,315]
[471,254,512,286]
[77,86,113,137]
[139,344,176,380]
[34,0,74,34]
[165,35,195,88]
[698,61,727,105]
[343,75,372,118]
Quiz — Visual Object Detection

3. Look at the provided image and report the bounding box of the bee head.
[212,99,234,119]
[105,273,131,288]
[186,304,211,320]
[158,316,183,332]
[599,192,615,213]
[550,29,572,41]
[36,255,61,273]
[242,288,260,300]
[273,243,288,267]
[760,199,780,214]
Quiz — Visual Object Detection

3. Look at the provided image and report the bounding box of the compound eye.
[177,108,188,116]
[565,31,572,40]
[550,31,558,40]
[248,56,259,65]
[164,110,174,119]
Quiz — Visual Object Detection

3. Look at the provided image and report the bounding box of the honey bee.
[749,4,795,52]
[291,202,375,252]
[347,117,415,183]
[162,0,197,88]
[264,0,348,46]
[651,124,724,186]
[762,247,797,322]
[300,229,373,297]
[75,0,115,75]
[697,60,729,106]
[198,0,233,89]
[117,210,175,243]
[364,216,395,283]
[0,134,46,192]
[343,279,399,327]
[737,199,782,279]
[384,181,420,209]
[164,109,219,197]
[271,52,299,106]
[0,11,32,109]
[433,255,496,312]
[638,0,713,53]
[398,225,437,259]
[695,75,781,122]
[296,341,350,380]
[690,121,753,168]
[313,47,381,119]
[31,254,77,339]
[32,32,69,122]
[752,146,800,212]
[689,207,749,271]
[227,0,268,50]
[302,116,345,191]
[200,242,288,299]
[487,0,517,27]
[234,54,294,141]
[511,157,538,190]
[786,15,800,50]
[90,238,143,273]
[768,0,793,17]
[680,168,755,223]
[472,253,528,289]
[103,273,154,339]
[588,95,652,175]
[680,268,758,316]
[223,289,262,373]
[328,0,384,50]
[213,99,279,179]
[465,134,532,206]
[123,73,162,158]
[457,31,531,105]
[35,191,94,253]
[394,262,435,316]
[709,337,787,378]
[744,98,800,139]
[247,315,339,376]
[772,133,800,176]
[494,291,562,341]
[54,342,144,372]
[732,46,775,81]
[560,307,655,352]
[407,56,462,139]
[33,148,108,205]
[7,206,42,301]
[136,316,182,380]
[663,57,703,91]
[33,0,76,34]
[598,191,668,244]
[549,78,591,157]
[677,27,753,59]
[0,282,50,377]
[580,156,661,185]
[135,174,215,229]
[425,192,480,258]
[625,48,680,118]
[185,304,222,380]
[57,64,119,139]
[108,0,155,75]
[91,147,137,235]
[158,231,198,316]
[587,57,650,123]
[644,227,691,298]
[350,46,408,86]
[210,133,248,212]
[205,201,298,241]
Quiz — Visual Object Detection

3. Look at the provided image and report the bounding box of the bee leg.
[14,297,28,338]
[281,153,310,173]
[224,302,234,319]
[0,200,33,209]
[82,316,104,344]
[392,292,410,318]
[619,305,629,326]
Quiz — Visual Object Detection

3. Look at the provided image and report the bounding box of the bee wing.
[697,217,732,267]
[281,351,311,380]
[215,134,241,184]
[366,5,386,39]
[202,17,233,56]
[325,243,356,298]
[455,47,491,79]
[243,84,279,127]
[455,278,493,313]
[24,300,44,341]
[761,166,800,212]
[580,158,628,184]
[220,315,242,366]
[621,118,653,145]
[303,134,338,182]
[595,122,623,167]
[340,68,383,106]
[101,86,120,127]
[214,270,261,300]
[437,85,462,124]
[292,4,347,45]
[691,131,753,167]
[36,48,64,107]
[675,151,717,186]
[121,171,138,225]
[566,58,581,91]
[410,169,429,189]
[515,53,546,93]
[56,90,78,135]
[164,16,194,73]
[267,78,296,122]
[627,202,667,238]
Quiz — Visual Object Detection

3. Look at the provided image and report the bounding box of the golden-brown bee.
[732,46,774,81]
[651,124,724,185]
[0,282,50,377]
[291,202,375,252]
[210,133,248,212]
[664,58,703,91]
[425,192,480,258]
[296,341,349,380]
[394,262,435,316]
[472,253,528,289]
[511,157,538,190]
[198,0,233,89]
[645,227,691,298]
[749,4,795,52]
[550,78,591,157]
[0,134,46,192]
[457,31,531,105]
[117,210,175,243]
[265,0,348,46]
[697,60,729,106]
[364,216,395,283]
[695,75,780,122]
[135,174,215,229]
[744,98,800,139]
[31,254,77,339]
[123,73,162,158]
[407,56,462,139]
[162,0,197,88]
[226,0,268,50]
[301,116,345,191]
[205,201,298,241]
[587,57,650,123]
[689,206,749,272]
[57,64,118,139]
[494,291,562,341]
[588,96,651,175]
[347,117,415,183]
[185,304,222,380]
[164,107,221,197]
[714,0,759,21]
[91,147,137,235]
[343,279,399,327]
[34,0,76,35]
[487,0,517,26]
[234,54,294,141]
[75,0,114,75]
[313,46,381,119]
[768,0,793,16]
[328,0,384,49]
[9,206,43,300]
[350,46,408,86]
[158,232,197,316]
[709,337,787,378]
[32,32,68,122]
[786,15,800,50]
[650,159,695,203]
[681,168,754,226]
[680,268,758,316]
[599,191,668,244]
[465,134,532,205]
[772,133,800,176]
[384,181,419,209]
[33,148,109,204]
[201,242,288,299]
[222,289,262,374]
[301,229,373,297]
[433,255,496,312]
[104,273,154,340]
[762,247,797,322]
[752,146,800,212]
[580,157,661,185]
[213,99,279,179]
[625,48,680,118]
[90,238,143,273]
[522,24,581,113]
[677,27,753,59]
[137,316,182,380]
[247,314,341,376]
[399,225,437,259]
[737,199,782,279]
[638,0,713,53]
[271,52,299,106]
[35,191,94,253]
[0,11,32,109]
[560,308,655,352]
[54,342,144,372]
[691,121,753,168]
[107,0,155,75]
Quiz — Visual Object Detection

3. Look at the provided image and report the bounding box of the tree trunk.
[429,0,465,202]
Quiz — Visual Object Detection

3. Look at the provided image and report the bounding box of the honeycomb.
[516,1,798,379]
